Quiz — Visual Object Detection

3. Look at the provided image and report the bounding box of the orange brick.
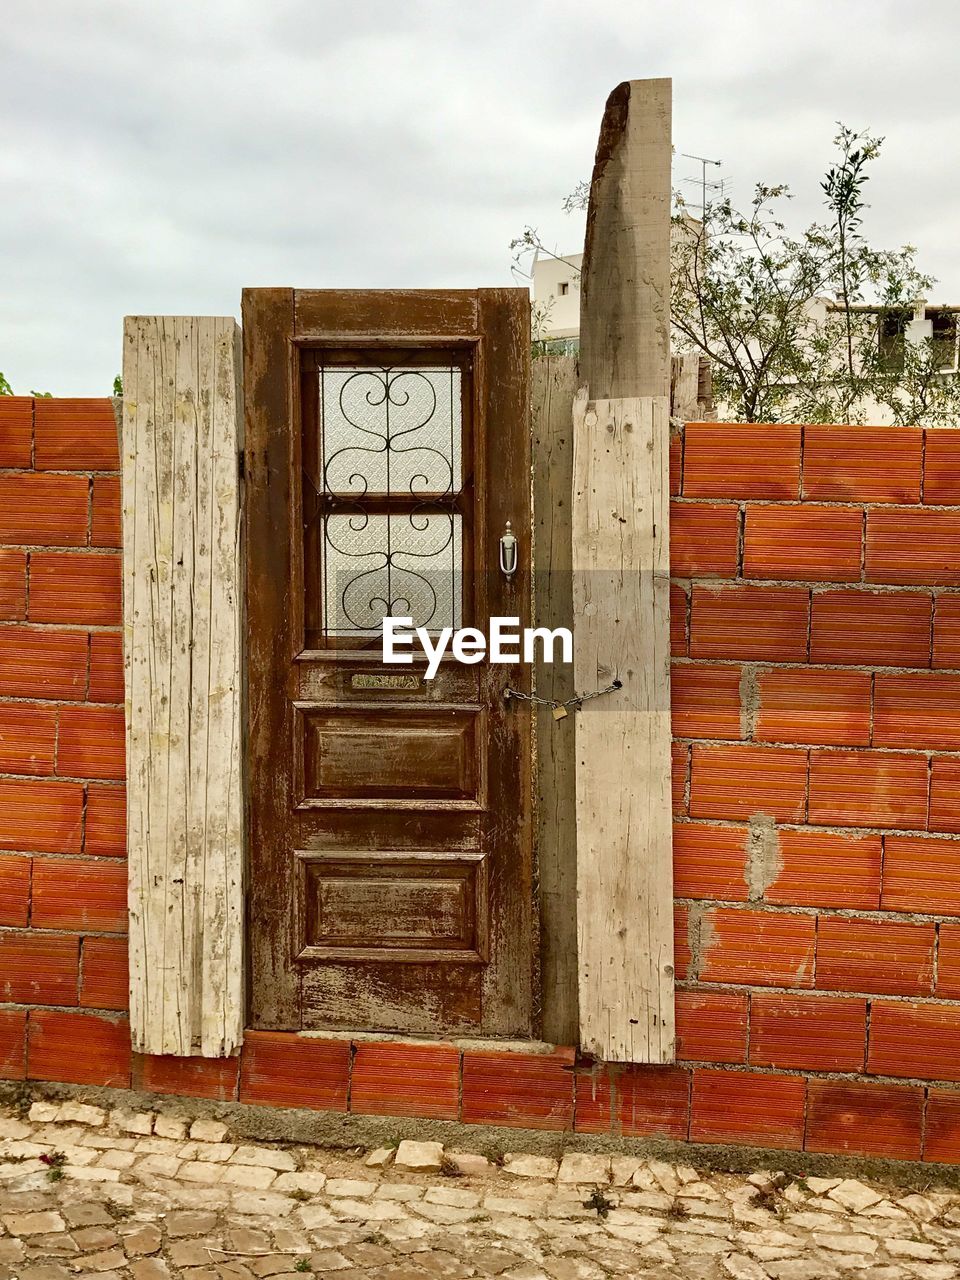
[756,668,871,747]
[80,936,129,1011]
[803,426,923,504]
[239,1031,349,1110]
[90,476,121,548]
[133,1053,239,1101]
[462,1048,575,1130]
[351,1041,459,1120]
[0,778,82,853]
[924,1089,960,1162]
[933,594,960,668]
[689,744,808,822]
[87,633,123,703]
[809,589,932,667]
[0,398,33,467]
[808,750,929,830]
[743,504,863,583]
[0,854,29,926]
[806,1079,923,1159]
[817,917,934,996]
[875,672,960,750]
[682,424,801,500]
[765,829,881,910]
[883,835,960,914]
[690,586,809,662]
[0,551,27,620]
[0,627,87,700]
[669,502,740,577]
[923,428,960,505]
[34,399,119,471]
[29,553,121,625]
[675,990,748,1064]
[669,431,682,496]
[671,662,742,739]
[0,702,57,775]
[935,924,960,999]
[674,905,691,980]
[0,1008,26,1080]
[670,583,688,656]
[28,1009,130,1087]
[575,1064,690,1138]
[672,742,688,816]
[32,857,127,932]
[0,931,79,1005]
[750,993,865,1071]
[0,474,89,548]
[866,509,960,586]
[690,1068,805,1149]
[698,907,815,987]
[57,705,124,780]
[84,785,126,857]
[931,757,960,834]
[673,822,749,901]
[868,1002,960,1081]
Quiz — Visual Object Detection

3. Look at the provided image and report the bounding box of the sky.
[3,0,960,395]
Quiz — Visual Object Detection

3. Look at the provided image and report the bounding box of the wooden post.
[122,316,244,1057]
[573,79,675,1063]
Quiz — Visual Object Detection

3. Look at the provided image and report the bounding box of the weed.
[583,1186,614,1218]
[293,1259,311,1273]
[440,1155,464,1178]
[288,1188,312,1203]
[665,1199,690,1221]
[361,1232,389,1246]
[40,1151,67,1182]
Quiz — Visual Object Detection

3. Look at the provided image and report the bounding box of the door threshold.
[295,1030,568,1055]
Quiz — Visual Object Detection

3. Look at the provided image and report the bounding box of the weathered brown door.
[243,289,534,1036]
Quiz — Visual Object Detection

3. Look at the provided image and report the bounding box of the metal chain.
[504,679,622,719]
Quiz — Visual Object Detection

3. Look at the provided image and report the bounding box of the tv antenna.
[681,153,723,213]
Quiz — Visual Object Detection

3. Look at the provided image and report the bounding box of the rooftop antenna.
[681,153,722,213]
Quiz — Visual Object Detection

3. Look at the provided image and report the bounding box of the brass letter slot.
[351,673,421,691]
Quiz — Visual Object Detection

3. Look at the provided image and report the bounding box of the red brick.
[924,1088,960,1162]
[808,750,929,830]
[875,673,960,750]
[670,583,688,657]
[28,1009,130,1087]
[923,428,960,504]
[689,745,808,822]
[690,585,810,663]
[743,504,863,583]
[764,829,881,910]
[868,1002,960,1081]
[0,551,27,620]
[351,1041,459,1121]
[674,905,691,980]
[0,398,33,468]
[0,627,87,700]
[669,502,740,577]
[690,1068,805,1149]
[239,1031,349,1110]
[34,399,119,471]
[698,907,815,987]
[0,932,79,1005]
[806,1079,923,1159]
[669,431,682,496]
[933,594,960,668]
[462,1048,575,1130]
[0,1008,26,1080]
[29,553,121,625]
[0,854,29,926]
[90,476,121,548]
[672,743,688,816]
[866,509,960,586]
[883,836,960,914]
[810,589,932,667]
[80,936,128,1011]
[575,1064,689,1138]
[88,633,123,703]
[673,822,749,901]
[675,990,748,1064]
[84,785,126,856]
[756,668,871,747]
[683,424,801,500]
[803,426,923,504]
[134,1052,239,1101]
[750,993,866,1071]
[671,663,742,740]
[935,924,960,999]
[931,757,960,834]
[0,702,57,775]
[0,474,89,548]
[0,779,83,853]
[817,917,934,996]
[32,857,127,932]
[57,705,124,780]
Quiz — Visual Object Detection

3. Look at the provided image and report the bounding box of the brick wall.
[4,399,960,1165]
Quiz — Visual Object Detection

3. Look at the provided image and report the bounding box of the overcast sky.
[3,0,960,395]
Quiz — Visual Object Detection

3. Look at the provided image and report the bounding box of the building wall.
[4,397,960,1162]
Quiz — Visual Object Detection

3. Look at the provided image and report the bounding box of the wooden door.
[243,289,535,1036]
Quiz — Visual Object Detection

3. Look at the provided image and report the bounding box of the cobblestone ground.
[1,1103,960,1280]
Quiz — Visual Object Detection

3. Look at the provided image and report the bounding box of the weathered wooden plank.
[531,355,579,1045]
[572,394,674,1063]
[122,316,244,1057]
[670,353,715,422]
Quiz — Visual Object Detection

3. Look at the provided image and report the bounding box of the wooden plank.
[670,353,715,422]
[122,316,244,1057]
[531,355,579,1044]
[572,394,674,1063]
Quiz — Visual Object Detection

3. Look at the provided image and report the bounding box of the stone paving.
[1,1102,960,1279]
